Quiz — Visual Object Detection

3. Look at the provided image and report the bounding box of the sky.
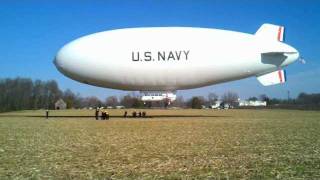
[0,0,319,100]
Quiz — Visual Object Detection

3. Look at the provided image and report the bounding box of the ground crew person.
[46,109,49,119]
[101,110,106,120]
[105,111,109,120]
[132,111,137,118]
[95,107,99,120]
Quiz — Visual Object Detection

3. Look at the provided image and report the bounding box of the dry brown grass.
[0,109,320,179]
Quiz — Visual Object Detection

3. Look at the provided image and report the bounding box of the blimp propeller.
[298,57,306,64]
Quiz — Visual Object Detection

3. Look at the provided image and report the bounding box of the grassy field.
[0,109,320,179]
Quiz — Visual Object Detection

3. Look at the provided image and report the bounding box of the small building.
[239,100,267,107]
[115,105,125,109]
[55,99,67,110]
[209,100,222,109]
[223,103,231,109]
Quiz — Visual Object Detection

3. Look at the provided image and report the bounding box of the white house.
[239,100,267,107]
[55,99,67,110]
[209,100,222,109]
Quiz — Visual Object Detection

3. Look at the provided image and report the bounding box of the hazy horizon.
[1,0,319,100]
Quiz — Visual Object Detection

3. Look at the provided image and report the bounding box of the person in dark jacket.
[101,110,106,120]
[132,111,137,118]
[105,111,109,120]
[46,109,49,119]
[95,108,99,120]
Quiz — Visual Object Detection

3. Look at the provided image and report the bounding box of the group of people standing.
[95,108,147,120]
[95,108,109,120]
[123,111,147,118]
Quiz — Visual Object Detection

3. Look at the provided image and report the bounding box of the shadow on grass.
[0,115,230,118]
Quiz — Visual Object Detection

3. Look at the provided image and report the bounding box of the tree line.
[0,78,61,112]
[0,77,319,112]
[0,78,155,112]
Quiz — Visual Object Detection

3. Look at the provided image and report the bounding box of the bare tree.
[248,96,258,101]
[82,96,102,108]
[188,96,205,109]
[120,94,134,108]
[171,96,185,107]
[259,94,269,102]
[63,89,77,109]
[222,91,239,106]
[105,96,119,107]
[208,92,218,105]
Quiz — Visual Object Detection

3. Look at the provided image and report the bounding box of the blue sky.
[0,0,319,100]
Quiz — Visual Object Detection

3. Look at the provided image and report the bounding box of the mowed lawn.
[0,109,320,179]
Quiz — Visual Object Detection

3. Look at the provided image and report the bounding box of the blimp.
[54,23,299,105]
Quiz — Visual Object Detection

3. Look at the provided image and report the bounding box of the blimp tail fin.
[255,24,285,42]
[257,69,286,86]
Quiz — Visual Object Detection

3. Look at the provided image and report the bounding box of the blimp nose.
[53,48,68,75]
[54,37,97,83]
[53,40,81,76]
[53,56,60,70]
